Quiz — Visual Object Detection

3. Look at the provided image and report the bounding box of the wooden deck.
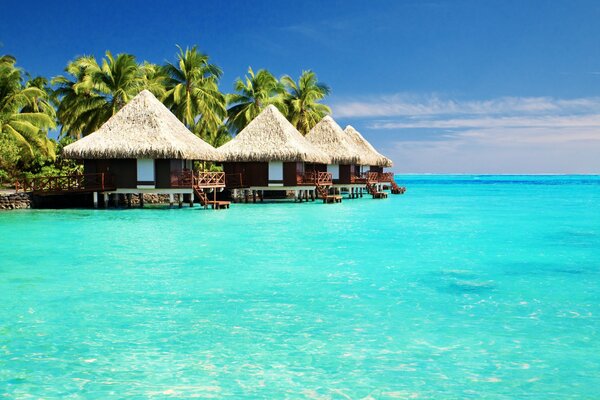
[172,171,226,189]
[14,170,401,207]
[310,172,340,204]
[196,171,225,188]
[206,200,230,209]
[14,171,231,210]
[323,194,342,203]
[15,173,115,195]
[364,172,380,184]
[376,172,406,194]
[298,171,333,186]
[366,180,385,199]
[187,172,230,210]
[377,172,395,183]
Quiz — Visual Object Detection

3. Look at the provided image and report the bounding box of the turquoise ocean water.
[1,175,600,398]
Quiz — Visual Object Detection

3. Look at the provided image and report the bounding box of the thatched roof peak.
[344,125,393,167]
[62,90,223,161]
[306,116,361,165]
[218,105,330,164]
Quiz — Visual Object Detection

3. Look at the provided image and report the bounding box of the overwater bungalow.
[218,105,335,202]
[344,125,404,196]
[61,90,228,208]
[305,116,366,198]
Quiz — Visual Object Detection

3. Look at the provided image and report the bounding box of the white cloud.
[332,93,600,145]
[330,93,600,173]
[371,114,600,130]
[386,137,600,174]
[331,94,600,118]
[369,114,600,144]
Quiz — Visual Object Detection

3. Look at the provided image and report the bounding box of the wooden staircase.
[366,181,387,199]
[315,182,342,203]
[390,180,406,194]
[307,171,341,204]
[366,181,376,195]
[315,182,329,198]
[192,173,230,209]
[193,187,209,208]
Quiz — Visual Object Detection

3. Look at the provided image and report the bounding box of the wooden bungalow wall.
[224,161,316,187]
[155,159,185,188]
[305,163,327,173]
[223,162,269,187]
[338,164,356,184]
[84,159,137,188]
[155,159,171,188]
[84,159,184,189]
[283,162,304,186]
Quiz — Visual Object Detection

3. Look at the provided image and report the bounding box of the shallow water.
[1,175,599,398]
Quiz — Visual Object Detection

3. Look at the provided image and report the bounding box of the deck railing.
[351,175,368,184]
[171,170,226,188]
[378,172,395,182]
[15,173,114,194]
[299,171,333,185]
[196,171,225,187]
[362,172,380,183]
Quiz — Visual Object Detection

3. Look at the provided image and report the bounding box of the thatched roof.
[62,90,223,161]
[218,105,330,164]
[344,125,393,167]
[305,116,361,165]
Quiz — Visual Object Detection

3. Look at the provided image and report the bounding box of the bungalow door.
[168,159,192,187]
[136,158,156,188]
[93,160,113,188]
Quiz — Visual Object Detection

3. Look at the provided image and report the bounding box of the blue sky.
[2,0,600,173]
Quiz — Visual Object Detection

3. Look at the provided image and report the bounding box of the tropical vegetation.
[226,67,286,133]
[281,71,331,135]
[163,46,227,143]
[0,46,332,186]
[0,56,58,185]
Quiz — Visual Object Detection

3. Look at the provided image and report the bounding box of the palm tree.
[281,70,331,135]
[52,55,101,139]
[139,62,168,99]
[163,45,226,138]
[53,51,149,138]
[0,55,17,66]
[91,51,145,115]
[227,67,286,133]
[0,56,56,161]
[193,123,231,147]
[24,75,57,116]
